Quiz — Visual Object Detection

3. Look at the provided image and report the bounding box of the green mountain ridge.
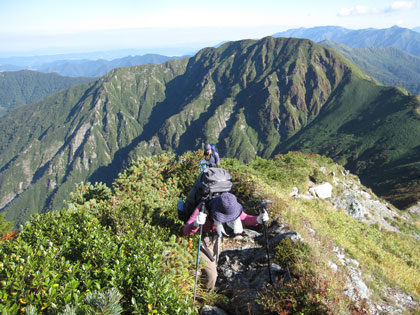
[0,59,189,225]
[1,36,420,226]
[278,82,420,208]
[0,70,95,117]
[320,40,420,94]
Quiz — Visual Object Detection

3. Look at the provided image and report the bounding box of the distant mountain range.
[0,50,189,66]
[274,25,420,57]
[1,37,420,226]
[0,70,95,116]
[2,25,420,80]
[0,53,189,77]
[319,41,420,94]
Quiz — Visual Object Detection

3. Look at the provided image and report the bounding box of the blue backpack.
[210,144,217,154]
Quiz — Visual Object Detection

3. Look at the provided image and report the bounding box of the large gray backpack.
[179,167,232,222]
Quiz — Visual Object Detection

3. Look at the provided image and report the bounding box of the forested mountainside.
[0,70,95,117]
[1,36,420,226]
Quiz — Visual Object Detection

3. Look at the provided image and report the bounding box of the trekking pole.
[260,199,273,284]
[193,202,206,304]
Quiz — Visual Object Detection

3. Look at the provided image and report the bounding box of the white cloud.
[13,8,286,35]
[388,1,417,11]
[338,5,380,16]
[339,1,417,17]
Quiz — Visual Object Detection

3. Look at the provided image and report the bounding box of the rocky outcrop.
[291,168,406,233]
[209,223,299,314]
[309,182,333,199]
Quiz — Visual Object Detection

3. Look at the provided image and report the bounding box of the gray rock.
[201,305,228,315]
[328,261,338,272]
[309,182,333,199]
[408,202,420,217]
[330,183,402,232]
[347,199,366,219]
[215,221,289,314]
[290,186,299,197]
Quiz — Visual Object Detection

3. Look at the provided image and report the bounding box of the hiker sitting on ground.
[183,192,269,290]
[204,143,220,167]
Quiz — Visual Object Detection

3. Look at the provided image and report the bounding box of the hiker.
[203,143,220,167]
[183,192,269,290]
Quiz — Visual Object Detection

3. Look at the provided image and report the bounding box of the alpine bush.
[0,153,199,314]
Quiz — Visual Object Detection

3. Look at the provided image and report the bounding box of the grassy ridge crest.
[0,151,419,313]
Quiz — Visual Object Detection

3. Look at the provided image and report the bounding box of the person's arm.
[214,152,220,165]
[239,211,259,226]
[183,202,212,234]
[183,207,201,235]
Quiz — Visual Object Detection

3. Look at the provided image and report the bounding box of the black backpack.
[179,167,232,222]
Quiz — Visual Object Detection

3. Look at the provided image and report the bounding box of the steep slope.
[1,36,420,226]
[320,40,420,94]
[274,25,420,57]
[0,60,189,225]
[278,82,420,208]
[0,70,95,116]
[136,37,371,161]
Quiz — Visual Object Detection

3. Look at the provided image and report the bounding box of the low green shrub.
[222,158,260,212]
[169,150,204,198]
[249,152,335,190]
[0,207,195,314]
[0,152,202,314]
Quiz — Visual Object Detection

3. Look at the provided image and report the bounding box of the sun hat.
[204,143,212,155]
[209,192,242,223]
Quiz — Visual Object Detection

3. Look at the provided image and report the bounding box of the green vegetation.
[253,152,420,312]
[0,70,94,116]
[247,156,419,313]
[0,213,13,235]
[1,151,419,314]
[258,239,333,314]
[0,153,197,314]
[321,41,420,94]
[279,78,420,208]
[2,36,420,229]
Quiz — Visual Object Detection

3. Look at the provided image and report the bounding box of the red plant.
[1,230,19,242]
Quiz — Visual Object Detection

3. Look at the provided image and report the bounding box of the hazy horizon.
[1,0,420,58]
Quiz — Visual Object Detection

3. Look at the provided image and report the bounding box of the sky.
[1,0,419,57]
